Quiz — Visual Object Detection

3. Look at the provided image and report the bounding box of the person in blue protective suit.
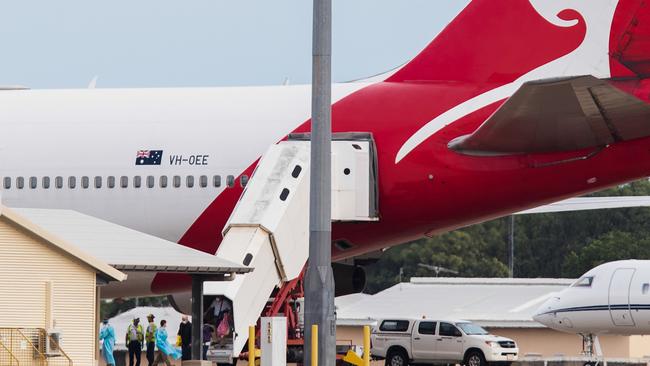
[99,319,116,366]
[153,319,182,365]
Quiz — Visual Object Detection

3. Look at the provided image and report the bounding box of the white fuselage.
[534,260,650,335]
[0,83,369,243]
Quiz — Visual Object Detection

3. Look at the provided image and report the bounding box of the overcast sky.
[0,1,468,89]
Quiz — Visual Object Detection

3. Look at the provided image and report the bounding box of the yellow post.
[363,325,371,366]
[249,325,256,366]
[311,324,319,366]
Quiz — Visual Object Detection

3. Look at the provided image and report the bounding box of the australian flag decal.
[135,150,163,165]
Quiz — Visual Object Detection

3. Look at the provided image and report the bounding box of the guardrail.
[0,328,72,366]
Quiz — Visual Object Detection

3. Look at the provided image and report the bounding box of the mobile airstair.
[204,133,378,360]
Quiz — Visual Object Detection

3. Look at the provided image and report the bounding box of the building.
[336,278,650,359]
[0,205,126,366]
[0,205,251,366]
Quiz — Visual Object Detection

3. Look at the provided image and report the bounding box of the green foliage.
[100,296,170,320]
[364,179,650,293]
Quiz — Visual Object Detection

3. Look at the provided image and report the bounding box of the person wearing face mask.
[99,319,116,366]
[154,319,181,365]
[177,315,192,360]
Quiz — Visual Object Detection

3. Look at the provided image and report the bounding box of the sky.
[0,1,468,89]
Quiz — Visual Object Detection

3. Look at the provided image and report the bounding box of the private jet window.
[160,176,168,188]
[572,276,594,287]
[418,321,437,335]
[173,175,181,188]
[213,175,221,188]
[439,322,461,337]
[147,176,154,188]
[16,177,25,189]
[643,283,649,295]
[226,175,235,188]
[120,176,128,188]
[199,175,208,188]
[3,177,10,189]
[68,176,76,189]
[55,176,63,189]
[133,176,141,188]
[107,176,115,189]
[379,320,410,332]
[81,176,89,189]
[29,176,37,189]
[240,175,249,187]
[42,177,50,189]
[95,176,102,189]
[186,175,194,188]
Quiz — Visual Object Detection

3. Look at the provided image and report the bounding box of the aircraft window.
[643,283,649,295]
[240,175,249,187]
[81,176,89,189]
[213,175,221,188]
[572,276,594,287]
[186,176,194,188]
[95,176,102,189]
[418,321,437,335]
[133,176,141,188]
[68,176,76,189]
[3,177,10,189]
[107,176,115,188]
[173,175,181,188]
[160,176,168,188]
[55,176,63,189]
[120,176,128,188]
[199,175,208,188]
[29,176,37,189]
[42,177,50,189]
[147,176,154,188]
[227,175,235,188]
[16,177,24,189]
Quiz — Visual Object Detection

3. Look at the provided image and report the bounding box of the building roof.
[1,206,126,282]
[336,277,575,328]
[10,207,251,275]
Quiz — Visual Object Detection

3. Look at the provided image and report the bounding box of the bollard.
[363,325,370,366]
[311,324,318,366]
[249,325,255,366]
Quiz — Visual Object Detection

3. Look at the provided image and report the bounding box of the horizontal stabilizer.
[516,196,650,215]
[449,76,650,155]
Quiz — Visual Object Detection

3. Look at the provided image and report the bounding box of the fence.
[0,328,72,366]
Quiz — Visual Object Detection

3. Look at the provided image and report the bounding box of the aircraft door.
[609,268,636,326]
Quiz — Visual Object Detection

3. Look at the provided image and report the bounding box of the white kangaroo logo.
[395,0,620,164]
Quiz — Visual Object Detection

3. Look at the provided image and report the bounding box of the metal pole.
[190,276,204,360]
[508,215,515,278]
[304,0,335,365]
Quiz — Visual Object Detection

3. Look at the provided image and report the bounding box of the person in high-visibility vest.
[145,314,157,366]
[126,317,144,366]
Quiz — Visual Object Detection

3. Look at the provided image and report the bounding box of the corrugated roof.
[336,278,574,328]
[2,206,126,282]
[11,207,250,274]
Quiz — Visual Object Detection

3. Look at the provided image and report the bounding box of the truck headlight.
[485,341,499,348]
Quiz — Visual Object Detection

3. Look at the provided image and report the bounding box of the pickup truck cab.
[371,318,518,366]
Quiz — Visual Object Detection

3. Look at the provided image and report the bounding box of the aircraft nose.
[533,295,560,327]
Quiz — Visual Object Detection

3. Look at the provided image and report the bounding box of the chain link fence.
[0,328,72,366]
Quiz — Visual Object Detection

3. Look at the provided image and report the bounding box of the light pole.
[304,0,335,365]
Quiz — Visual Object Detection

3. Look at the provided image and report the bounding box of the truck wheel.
[385,349,409,366]
[464,350,486,366]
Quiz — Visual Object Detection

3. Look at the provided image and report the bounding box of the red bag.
[217,313,231,337]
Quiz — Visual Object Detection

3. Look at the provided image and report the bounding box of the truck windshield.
[457,323,488,335]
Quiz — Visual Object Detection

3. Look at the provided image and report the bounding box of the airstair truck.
[204,134,378,363]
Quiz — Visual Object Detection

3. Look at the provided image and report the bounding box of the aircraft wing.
[449,75,650,155]
[515,196,650,215]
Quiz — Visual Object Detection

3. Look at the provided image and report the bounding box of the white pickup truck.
[371,319,518,366]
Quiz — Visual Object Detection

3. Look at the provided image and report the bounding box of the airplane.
[533,260,650,360]
[2,0,650,305]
